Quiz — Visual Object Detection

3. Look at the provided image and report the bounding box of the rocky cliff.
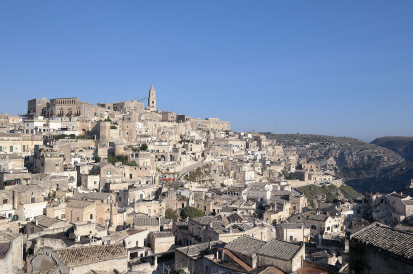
[263,133,406,193]
[371,136,413,162]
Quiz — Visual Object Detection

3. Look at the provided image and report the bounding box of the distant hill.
[346,162,413,194]
[297,184,362,205]
[262,133,407,193]
[371,136,413,162]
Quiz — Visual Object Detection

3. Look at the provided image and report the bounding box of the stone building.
[0,230,24,273]
[28,243,128,274]
[65,200,96,223]
[149,231,175,253]
[12,185,47,221]
[276,223,310,243]
[146,84,157,111]
[349,223,413,274]
[27,98,48,116]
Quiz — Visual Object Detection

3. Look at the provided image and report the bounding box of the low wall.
[28,225,73,240]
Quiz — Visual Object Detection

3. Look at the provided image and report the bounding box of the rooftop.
[350,223,413,260]
[56,243,127,267]
[225,236,266,257]
[257,238,303,261]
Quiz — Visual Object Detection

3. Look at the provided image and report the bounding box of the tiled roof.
[71,192,112,201]
[227,212,245,223]
[256,239,303,261]
[174,221,188,228]
[66,200,94,208]
[209,221,226,231]
[134,217,159,226]
[280,223,309,230]
[56,243,127,267]
[307,214,329,221]
[191,216,215,225]
[255,266,284,274]
[214,214,230,225]
[107,231,129,242]
[160,218,172,225]
[35,215,65,228]
[225,236,267,257]
[310,250,331,258]
[176,240,224,257]
[152,231,174,238]
[402,200,413,205]
[350,223,413,260]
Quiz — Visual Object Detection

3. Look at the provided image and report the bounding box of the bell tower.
[147,84,157,111]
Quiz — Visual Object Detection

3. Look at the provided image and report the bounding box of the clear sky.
[0,1,412,142]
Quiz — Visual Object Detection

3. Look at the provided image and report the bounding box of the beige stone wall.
[65,203,95,223]
[151,235,174,253]
[46,204,66,219]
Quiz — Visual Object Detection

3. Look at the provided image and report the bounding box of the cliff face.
[263,133,406,193]
[371,136,413,162]
[346,162,413,193]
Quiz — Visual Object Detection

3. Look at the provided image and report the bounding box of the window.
[90,214,93,220]
[61,214,65,219]
[9,146,13,152]
[107,171,111,175]
[3,199,8,204]
[311,225,317,230]
[56,163,59,167]
[101,200,104,203]
[327,227,330,231]
[94,181,97,185]
[119,197,121,201]
[77,217,80,221]
[0,146,2,152]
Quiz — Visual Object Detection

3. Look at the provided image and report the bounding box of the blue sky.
[0,1,412,142]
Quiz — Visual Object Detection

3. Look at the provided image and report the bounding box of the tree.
[272,219,277,226]
[165,208,179,221]
[140,143,148,151]
[180,206,204,219]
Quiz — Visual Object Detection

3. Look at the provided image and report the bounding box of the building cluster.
[0,85,411,273]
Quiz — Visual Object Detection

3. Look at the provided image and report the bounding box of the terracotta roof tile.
[56,243,126,267]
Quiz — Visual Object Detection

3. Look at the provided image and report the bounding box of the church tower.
[147,84,157,111]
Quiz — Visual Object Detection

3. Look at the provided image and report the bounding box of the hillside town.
[0,85,412,274]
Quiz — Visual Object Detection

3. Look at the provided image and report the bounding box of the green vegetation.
[104,118,112,122]
[94,156,101,163]
[128,146,140,152]
[140,143,148,151]
[186,164,212,182]
[107,154,138,166]
[298,184,361,203]
[280,170,291,180]
[76,135,93,139]
[165,208,179,221]
[180,206,205,219]
[371,136,413,162]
